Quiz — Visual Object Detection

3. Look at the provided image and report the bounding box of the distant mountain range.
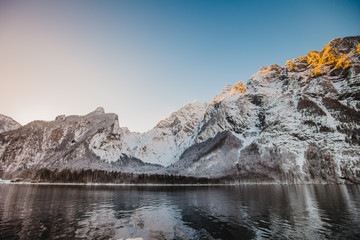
[1,36,360,184]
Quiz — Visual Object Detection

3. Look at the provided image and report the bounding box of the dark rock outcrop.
[1,36,360,184]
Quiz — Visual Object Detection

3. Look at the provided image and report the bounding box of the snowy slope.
[0,101,206,178]
[171,36,360,183]
[1,36,360,183]
[0,107,162,176]
[89,102,208,166]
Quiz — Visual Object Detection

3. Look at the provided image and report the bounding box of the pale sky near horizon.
[0,0,359,132]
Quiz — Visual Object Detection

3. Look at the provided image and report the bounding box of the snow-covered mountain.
[124,102,208,166]
[1,36,359,183]
[0,107,162,177]
[87,102,207,167]
[170,36,360,183]
[0,114,21,134]
[0,103,207,178]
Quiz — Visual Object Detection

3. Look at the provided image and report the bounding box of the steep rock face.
[0,114,21,134]
[1,36,359,184]
[174,36,360,183]
[0,108,161,178]
[169,131,242,178]
[129,102,208,166]
[89,102,208,166]
[0,102,207,178]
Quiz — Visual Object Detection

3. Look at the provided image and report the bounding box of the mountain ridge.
[1,36,360,183]
[0,114,21,134]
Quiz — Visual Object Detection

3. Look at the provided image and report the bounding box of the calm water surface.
[0,184,359,240]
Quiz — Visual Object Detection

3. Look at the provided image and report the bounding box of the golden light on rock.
[354,43,360,53]
[285,38,354,76]
[231,81,246,95]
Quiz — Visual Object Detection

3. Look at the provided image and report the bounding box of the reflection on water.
[0,184,359,239]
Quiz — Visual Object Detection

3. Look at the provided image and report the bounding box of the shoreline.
[0,180,348,186]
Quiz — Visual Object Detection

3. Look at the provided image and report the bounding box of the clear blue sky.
[0,0,359,132]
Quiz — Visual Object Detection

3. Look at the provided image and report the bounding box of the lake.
[0,184,359,239]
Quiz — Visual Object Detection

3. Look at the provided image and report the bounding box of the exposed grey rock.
[172,36,360,183]
[0,108,162,178]
[0,114,21,134]
[169,131,242,178]
[1,36,360,183]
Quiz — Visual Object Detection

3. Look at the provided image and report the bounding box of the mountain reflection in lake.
[0,184,359,240]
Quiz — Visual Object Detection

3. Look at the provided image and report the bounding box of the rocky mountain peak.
[121,101,208,166]
[0,114,21,134]
[285,36,360,76]
[155,102,207,129]
[173,36,360,183]
[247,65,284,93]
[209,81,247,107]
[327,36,360,54]
[1,36,359,184]
[231,81,246,94]
[90,107,105,115]
[249,64,283,83]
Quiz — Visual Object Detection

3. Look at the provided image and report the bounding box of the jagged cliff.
[170,36,360,183]
[0,107,162,178]
[0,114,21,134]
[0,103,207,179]
[90,102,208,166]
[1,36,359,183]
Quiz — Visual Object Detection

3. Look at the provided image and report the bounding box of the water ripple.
[0,185,359,239]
